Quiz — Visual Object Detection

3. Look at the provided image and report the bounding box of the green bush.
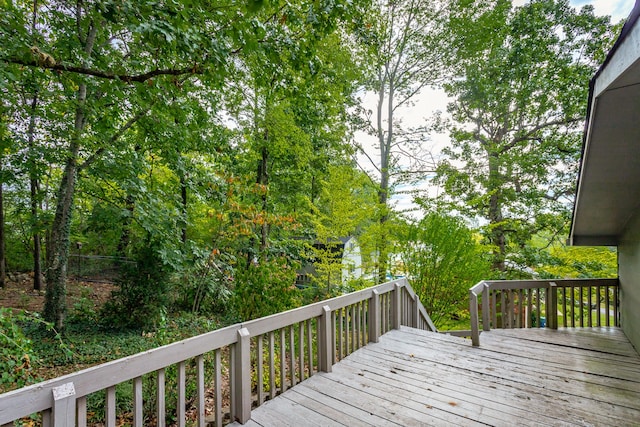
[398,212,492,328]
[0,308,70,392]
[232,257,300,321]
[172,247,233,315]
[100,244,171,331]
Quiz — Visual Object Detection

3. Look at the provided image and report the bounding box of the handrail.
[0,278,435,426]
[469,278,619,346]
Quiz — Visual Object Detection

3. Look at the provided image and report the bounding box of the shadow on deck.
[231,327,640,426]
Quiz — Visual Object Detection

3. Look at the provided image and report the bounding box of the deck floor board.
[230,327,640,426]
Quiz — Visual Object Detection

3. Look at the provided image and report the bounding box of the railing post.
[369,289,381,343]
[482,283,491,331]
[392,283,402,329]
[470,289,480,347]
[319,305,333,373]
[549,282,558,330]
[234,327,251,424]
[52,382,76,426]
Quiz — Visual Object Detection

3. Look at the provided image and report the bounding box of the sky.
[358,0,636,216]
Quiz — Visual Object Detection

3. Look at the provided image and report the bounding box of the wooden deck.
[230,326,640,426]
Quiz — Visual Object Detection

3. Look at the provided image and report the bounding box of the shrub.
[232,257,300,321]
[0,308,70,392]
[100,244,171,330]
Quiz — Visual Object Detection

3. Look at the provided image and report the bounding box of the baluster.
[268,332,276,400]
[345,306,351,354]
[332,309,337,364]
[105,386,116,427]
[289,325,296,387]
[298,322,304,383]
[307,319,314,376]
[280,328,287,393]
[338,308,344,360]
[133,377,143,427]
[257,335,264,406]
[579,286,584,327]
[587,286,593,328]
[214,349,222,427]
[42,409,51,427]
[562,287,567,328]
[500,291,506,328]
[605,286,611,327]
[177,361,186,427]
[230,346,236,419]
[526,289,533,328]
[571,287,575,327]
[157,370,166,427]
[352,304,358,350]
[197,355,205,427]
[596,285,602,327]
[77,395,87,427]
[491,290,497,329]
[517,289,523,328]
[614,285,619,326]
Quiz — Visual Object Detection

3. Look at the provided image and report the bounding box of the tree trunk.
[375,69,393,284]
[0,159,5,289]
[28,89,42,291]
[488,152,506,272]
[43,80,88,329]
[44,145,79,329]
[43,17,97,329]
[180,172,188,244]
[31,181,42,291]
[117,194,135,256]
[257,143,269,252]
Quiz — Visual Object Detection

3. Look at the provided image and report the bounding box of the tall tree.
[2,1,231,328]
[1,0,368,328]
[435,0,617,273]
[357,0,454,281]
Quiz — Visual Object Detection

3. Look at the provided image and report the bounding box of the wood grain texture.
[229,326,640,426]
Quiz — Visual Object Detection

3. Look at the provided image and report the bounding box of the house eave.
[570,1,640,247]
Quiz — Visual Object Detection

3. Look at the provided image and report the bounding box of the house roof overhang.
[569,1,640,246]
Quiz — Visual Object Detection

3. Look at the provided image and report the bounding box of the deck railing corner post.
[319,305,333,373]
[369,289,381,343]
[52,382,76,426]
[470,287,480,347]
[234,327,252,424]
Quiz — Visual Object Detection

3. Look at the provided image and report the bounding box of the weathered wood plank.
[240,326,640,427]
[349,340,640,426]
[383,330,640,402]
[302,372,486,426]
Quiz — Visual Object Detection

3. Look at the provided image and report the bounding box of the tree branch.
[502,117,582,153]
[79,105,153,171]
[7,57,204,83]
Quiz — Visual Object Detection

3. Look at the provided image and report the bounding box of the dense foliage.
[433,0,619,274]
[0,0,621,351]
[397,213,492,327]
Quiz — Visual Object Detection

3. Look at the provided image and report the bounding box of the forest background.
[0,0,623,396]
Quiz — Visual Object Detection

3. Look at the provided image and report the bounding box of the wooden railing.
[469,278,619,346]
[0,278,435,427]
